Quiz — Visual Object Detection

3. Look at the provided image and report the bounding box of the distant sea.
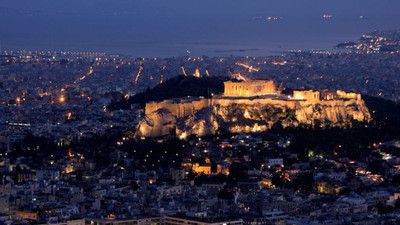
[1,1,400,58]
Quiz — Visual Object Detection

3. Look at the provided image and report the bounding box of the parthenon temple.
[223,79,277,97]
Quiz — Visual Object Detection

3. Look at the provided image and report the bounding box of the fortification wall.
[145,98,210,118]
[145,97,368,120]
[213,98,298,109]
[336,90,361,100]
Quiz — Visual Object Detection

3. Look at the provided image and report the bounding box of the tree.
[76,170,83,181]
[194,173,209,185]
[218,188,234,200]
[228,162,247,182]
[130,181,139,191]
[367,159,385,175]
[211,161,218,173]
[293,172,314,191]
[395,198,400,209]
[392,174,400,187]
[272,172,286,188]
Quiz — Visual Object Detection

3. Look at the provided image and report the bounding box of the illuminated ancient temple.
[223,79,277,97]
[293,90,361,101]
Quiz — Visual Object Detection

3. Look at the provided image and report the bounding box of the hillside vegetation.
[109,75,226,109]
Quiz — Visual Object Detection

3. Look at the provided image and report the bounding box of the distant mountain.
[335,41,357,49]
[109,75,226,110]
[336,29,400,52]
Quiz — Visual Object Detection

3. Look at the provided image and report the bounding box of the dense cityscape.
[2,1,400,224]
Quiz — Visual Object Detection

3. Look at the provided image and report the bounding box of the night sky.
[1,0,400,56]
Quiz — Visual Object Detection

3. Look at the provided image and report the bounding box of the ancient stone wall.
[336,90,361,100]
[293,90,361,101]
[145,98,210,118]
[145,95,367,121]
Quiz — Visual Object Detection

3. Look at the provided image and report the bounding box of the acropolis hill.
[136,79,371,138]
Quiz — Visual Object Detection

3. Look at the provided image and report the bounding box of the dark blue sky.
[1,0,399,57]
[2,0,399,16]
[0,0,397,18]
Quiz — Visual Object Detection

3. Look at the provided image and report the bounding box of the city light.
[59,95,65,103]
[1,12,400,223]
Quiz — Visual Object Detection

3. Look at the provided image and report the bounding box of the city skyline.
[1,1,400,224]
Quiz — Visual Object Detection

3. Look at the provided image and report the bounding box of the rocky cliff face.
[136,108,177,137]
[135,98,371,138]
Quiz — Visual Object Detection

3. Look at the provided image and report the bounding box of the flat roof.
[224,79,273,83]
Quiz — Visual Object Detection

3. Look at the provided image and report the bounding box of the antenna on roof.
[278,82,284,94]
